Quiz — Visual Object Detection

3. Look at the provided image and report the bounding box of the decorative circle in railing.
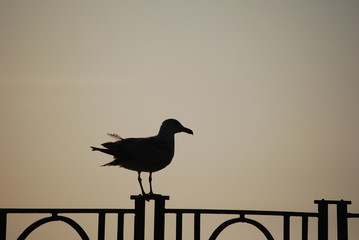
[17,215,89,240]
[208,217,274,240]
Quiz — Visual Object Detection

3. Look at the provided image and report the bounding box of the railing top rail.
[348,213,359,218]
[165,208,318,217]
[0,208,320,217]
[314,199,352,204]
[0,208,135,214]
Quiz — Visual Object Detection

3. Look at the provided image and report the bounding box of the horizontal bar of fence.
[0,209,135,214]
[314,200,352,205]
[165,208,318,218]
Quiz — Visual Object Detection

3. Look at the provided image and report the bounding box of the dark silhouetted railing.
[1,196,358,240]
[0,208,135,240]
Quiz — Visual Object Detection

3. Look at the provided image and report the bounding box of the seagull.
[91,119,193,197]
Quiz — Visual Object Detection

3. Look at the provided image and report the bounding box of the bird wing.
[105,136,172,162]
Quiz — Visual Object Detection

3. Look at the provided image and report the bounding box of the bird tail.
[101,159,122,167]
[91,146,113,155]
[91,146,122,166]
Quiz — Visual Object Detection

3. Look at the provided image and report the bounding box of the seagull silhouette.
[91,119,193,197]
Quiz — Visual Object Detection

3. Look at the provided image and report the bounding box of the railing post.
[302,216,308,240]
[153,195,169,240]
[315,200,328,240]
[131,195,146,240]
[176,213,183,240]
[194,213,201,240]
[98,212,106,240]
[0,212,6,240]
[283,215,290,240]
[117,213,124,240]
[337,200,350,240]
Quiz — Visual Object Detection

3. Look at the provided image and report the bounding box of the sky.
[1,0,358,239]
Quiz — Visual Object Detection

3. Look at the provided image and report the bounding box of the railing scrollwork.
[208,216,274,240]
[17,214,89,240]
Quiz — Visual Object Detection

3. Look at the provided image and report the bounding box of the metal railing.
[0,195,358,240]
[0,208,135,240]
[164,208,317,240]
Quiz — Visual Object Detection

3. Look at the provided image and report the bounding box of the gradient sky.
[1,1,358,239]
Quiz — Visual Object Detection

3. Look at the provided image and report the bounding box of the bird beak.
[182,127,193,135]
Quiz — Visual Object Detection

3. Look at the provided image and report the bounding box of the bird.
[91,119,193,197]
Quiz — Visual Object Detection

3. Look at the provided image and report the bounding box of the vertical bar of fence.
[153,196,169,240]
[176,213,183,240]
[337,200,350,240]
[315,200,328,240]
[0,212,6,240]
[283,215,290,240]
[117,213,124,240]
[302,216,308,240]
[98,212,106,240]
[131,195,145,240]
[194,213,200,240]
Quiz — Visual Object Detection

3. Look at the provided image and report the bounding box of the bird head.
[159,119,193,136]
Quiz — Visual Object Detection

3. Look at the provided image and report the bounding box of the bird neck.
[158,127,174,137]
[158,131,175,142]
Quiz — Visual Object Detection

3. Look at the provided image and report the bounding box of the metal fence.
[0,195,358,240]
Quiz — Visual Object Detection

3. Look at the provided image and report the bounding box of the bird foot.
[141,193,150,201]
[140,192,162,201]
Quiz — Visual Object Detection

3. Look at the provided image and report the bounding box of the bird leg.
[149,172,154,195]
[137,172,147,196]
